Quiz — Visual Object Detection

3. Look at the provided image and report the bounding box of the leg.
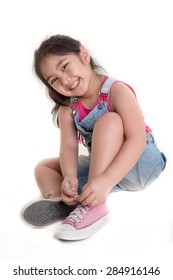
[88,112,124,180]
[54,113,124,239]
[21,157,75,227]
[34,157,63,198]
[54,114,122,239]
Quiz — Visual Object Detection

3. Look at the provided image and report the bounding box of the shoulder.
[110,81,135,96]
[58,105,74,126]
[109,81,137,111]
[109,81,146,138]
[58,104,74,117]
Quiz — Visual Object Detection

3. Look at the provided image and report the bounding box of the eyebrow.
[46,58,66,82]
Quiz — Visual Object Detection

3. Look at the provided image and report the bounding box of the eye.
[62,63,68,71]
[50,78,58,85]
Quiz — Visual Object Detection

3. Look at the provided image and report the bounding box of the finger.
[88,197,99,208]
[70,183,78,192]
[62,185,77,196]
[61,193,78,205]
[63,181,78,194]
[64,182,71,190]
[63,188,76,197]
[80,193,96,206]
[73,194,80,201]
[78,188,90,203]
[65,200,78,206]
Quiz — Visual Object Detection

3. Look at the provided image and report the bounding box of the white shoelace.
[66,205,90,223]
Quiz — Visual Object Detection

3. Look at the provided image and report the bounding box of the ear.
[79,45,90,64]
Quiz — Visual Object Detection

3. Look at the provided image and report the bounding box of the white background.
[0,0,172,279]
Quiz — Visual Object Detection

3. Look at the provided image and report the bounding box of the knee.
[34,159,47,179]
[34,157,61,179]
[94,112,124,132]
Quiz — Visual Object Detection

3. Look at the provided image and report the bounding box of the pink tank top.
[73,79,151,133]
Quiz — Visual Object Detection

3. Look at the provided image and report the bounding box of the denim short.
[77,133,166,194]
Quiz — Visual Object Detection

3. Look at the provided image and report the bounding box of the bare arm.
[58,105,79,204]
[78,82,147,207]
[104,82,146,185]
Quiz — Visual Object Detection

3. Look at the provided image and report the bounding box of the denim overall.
[70,77,116,152]
[70,77,166,193]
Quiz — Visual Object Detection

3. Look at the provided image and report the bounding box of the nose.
[61,74,70,87]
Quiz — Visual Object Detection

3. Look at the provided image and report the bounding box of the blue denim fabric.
[70,77,166,194]
[71,77,116,151]
[77,135,166,194]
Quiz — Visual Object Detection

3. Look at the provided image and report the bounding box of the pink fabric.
[73,80,152,133]
[75,94,108,120]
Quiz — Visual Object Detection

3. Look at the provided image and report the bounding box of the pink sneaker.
[54,203,110,240]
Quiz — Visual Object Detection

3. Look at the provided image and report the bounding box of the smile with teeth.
[70,79,80,90]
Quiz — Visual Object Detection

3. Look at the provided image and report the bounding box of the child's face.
[40,48,94,97]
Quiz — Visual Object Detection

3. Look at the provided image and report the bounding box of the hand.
[61,175,78,205]
[78,175,113,208]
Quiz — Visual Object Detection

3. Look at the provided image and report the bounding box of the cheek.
[52,83,63,93]
[70,63,86,75]
[53,85,70,97]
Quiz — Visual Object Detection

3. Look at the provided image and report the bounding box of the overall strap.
[100,77,117,95]
[70,77,117,105]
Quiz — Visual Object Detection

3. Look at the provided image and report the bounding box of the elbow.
[142,137,147,152]
[140,131,147,153]
[131,130,146,154]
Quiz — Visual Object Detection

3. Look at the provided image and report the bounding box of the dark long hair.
[34,34,106,125]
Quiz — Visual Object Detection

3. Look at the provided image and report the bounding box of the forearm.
[59,145,78,178]
[60,145,79,204]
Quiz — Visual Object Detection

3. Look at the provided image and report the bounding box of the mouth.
[69,78,80,90]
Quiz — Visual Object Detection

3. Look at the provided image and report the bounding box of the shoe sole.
[54,213,110,240]
[21,198,75,228]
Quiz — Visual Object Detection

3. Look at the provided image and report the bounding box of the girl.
[21,35,166,240]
